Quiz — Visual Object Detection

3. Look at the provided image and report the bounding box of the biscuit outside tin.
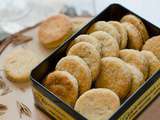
[30,4,160,120]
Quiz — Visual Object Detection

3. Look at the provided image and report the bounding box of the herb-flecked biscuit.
[87,21,120,44]
[122,22,143,50]
[119,49,148,80]
[90,31,119,57]
[142,35,160,60]
[95,57,132,99]
[108,21,128,49]
[68,35,101,54]
[141,50,160,77]
[56,55,92,95]
[68,42,101,81]
[74,88,120,120]
[4,47,39,82]
[38,14,73,48]
[121,14,149,42]
[43,71,78,106]
[127,64,144,97]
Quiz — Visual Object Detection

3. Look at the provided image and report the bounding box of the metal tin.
[30,4,160,120]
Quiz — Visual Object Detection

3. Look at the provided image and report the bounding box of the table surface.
[0,0,160,120]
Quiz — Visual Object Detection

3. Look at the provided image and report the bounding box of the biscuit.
[119,49,148,80]
[87,21,120,44]
[90,31,119,57]
[122,22,143,50]
[38,14,73,48]
[95,57,132,99]
[68,42,101,81]
[142,35,160,60]
[127,64,144,97]
[43,71,78,106]
[68,35,101,54]
[141,50,160,77]
[4,47,39,82]
[56,55,92,95]
[108,21,128,49]
[74,88,120,120]
[121,14,149,42]
[71,17,90,32]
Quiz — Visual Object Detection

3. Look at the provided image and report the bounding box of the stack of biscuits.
[43,14,160,120]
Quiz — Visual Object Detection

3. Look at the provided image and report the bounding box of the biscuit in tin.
[43,71,78,106]
[68,42,101,81]
[74,88,120,120]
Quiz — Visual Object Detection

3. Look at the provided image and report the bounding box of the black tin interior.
[31,3,160,120]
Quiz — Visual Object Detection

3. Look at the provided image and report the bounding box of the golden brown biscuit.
[95,57,132,99]
[142,35,160,60]
[119,49,148,80]
[87,21,120,44]
[68,42,101,81]
[74,88,120,120]
[121,14,149,42]
[108,21,128,49]
[38,14,73,48]
[71,17,90,32]
[90,31,119,57]
[68,35,101,54]
[56,55,92,95]
[43,71,78,106]
[122,22,143,50]
[127,64,144,97]
[141,50,160,77]
[4,47,39,82]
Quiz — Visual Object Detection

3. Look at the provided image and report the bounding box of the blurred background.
[0,0,159,34]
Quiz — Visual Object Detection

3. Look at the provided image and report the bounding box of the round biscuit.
[56,55,92,95]
[141,50,160,77]
[95,57,132,99]
[87,21,120,44]
[43,71,78,106]
[108,21,128,49]
[38,14,73,48]
[142,35,160,60]
[74,88,120,120]
[90,31,119,57]
[68,35,101,54]
[119,49,148,80]
[122,22,143,50]
[121,14,149,42]
[68,42,101,81]
[4,47,39,82]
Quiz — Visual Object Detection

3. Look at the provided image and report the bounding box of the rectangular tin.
[30,4,160,120]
